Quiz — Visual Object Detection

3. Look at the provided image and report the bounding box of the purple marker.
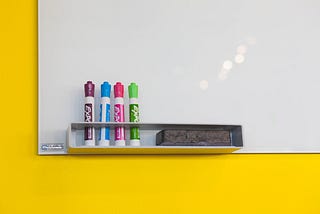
[84,81,95,146]
[114,82,125,146]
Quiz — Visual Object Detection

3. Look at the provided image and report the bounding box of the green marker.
[128,83,140,146]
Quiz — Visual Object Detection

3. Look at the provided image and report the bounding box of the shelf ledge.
[67,123,243,154]
[68,146,241,154]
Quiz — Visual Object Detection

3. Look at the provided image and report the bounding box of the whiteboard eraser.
[156,127,243,147]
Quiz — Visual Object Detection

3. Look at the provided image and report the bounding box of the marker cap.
[84,81,95,97]
[128,82,138,98]
[101,81,111,97]
[114,82,124,98]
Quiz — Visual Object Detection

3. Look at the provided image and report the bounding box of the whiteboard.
[39,0,320,153]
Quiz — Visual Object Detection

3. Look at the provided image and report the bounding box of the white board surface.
[39,0,320,153]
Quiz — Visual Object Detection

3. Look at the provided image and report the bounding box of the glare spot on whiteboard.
[237,45,247,54]
[222,60,233,70]
[235,54,245,64]
[218,69,229,81]
[199,80,209,90]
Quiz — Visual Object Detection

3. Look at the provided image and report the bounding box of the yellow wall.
[1,1,320,213]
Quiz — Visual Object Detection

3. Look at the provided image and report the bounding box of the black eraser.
[156,129,232,146]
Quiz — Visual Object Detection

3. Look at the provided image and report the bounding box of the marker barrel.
[99,97,111,146]
[84,81,95,146]
[129,83,140,146]
[114,82,125,146]
[98,82,111,146]
[129,99,140,146]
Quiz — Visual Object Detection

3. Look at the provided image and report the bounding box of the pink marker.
[114,82,125,146]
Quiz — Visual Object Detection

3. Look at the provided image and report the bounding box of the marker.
[84,81,95,146]
[114,82,125,146]
[98,82,111,146]
[128,83,140,146]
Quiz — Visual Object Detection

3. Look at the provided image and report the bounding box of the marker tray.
[64,122,243,155]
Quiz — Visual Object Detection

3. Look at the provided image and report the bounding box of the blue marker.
[98,82,111,146]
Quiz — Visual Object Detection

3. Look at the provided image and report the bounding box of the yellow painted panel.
[1,1,320,214]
